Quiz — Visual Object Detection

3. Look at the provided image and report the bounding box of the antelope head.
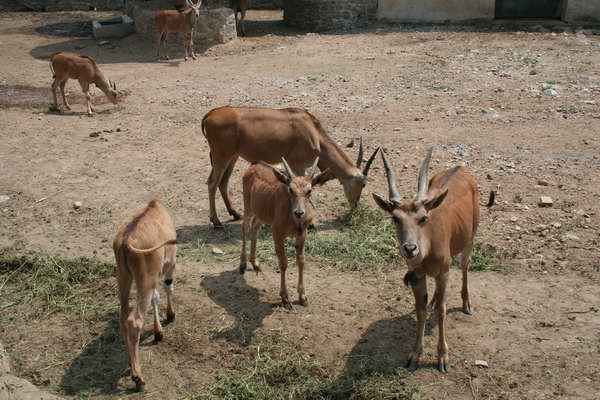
[186,0,202,20]
[262,157,330,224]
[342,138,379,208]
[373,148,454,263]
[107,80,118,104]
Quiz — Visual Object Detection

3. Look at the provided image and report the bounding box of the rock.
[529,69,538,75]
[538,196,553,207]
[89,131,100,138]
[509,216,518,223]
[346,139,354,148]
[563,233,580,241]
[0,195,9,204]
[552,222,562,229]
[537,179,550,186]
[73,201,83,210]
[211,247,224,255]
[475,360,489,368]
[0,374,64,399]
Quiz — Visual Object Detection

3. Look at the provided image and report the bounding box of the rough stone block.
[92,15,135,39]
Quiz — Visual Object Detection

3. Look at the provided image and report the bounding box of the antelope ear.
[258,161,290,185]
[422,187,449,211]
[372,193,395,213]
[311,168,330,187]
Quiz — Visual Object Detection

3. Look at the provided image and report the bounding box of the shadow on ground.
[200,269,276,346]
[61,313,129,396]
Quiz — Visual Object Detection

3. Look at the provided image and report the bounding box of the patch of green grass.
[257,204,401,270]
[190,336,420,400]
[451,244,503,272]
[0,249,115,317]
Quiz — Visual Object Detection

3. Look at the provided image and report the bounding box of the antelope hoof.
[87,111,93,117]
[298,296,308,307]
[281,297,294,311]
[463,305,473,315]
[405,352,421,371]
[166,311,175,323]
[154,330,163,342]
[239,262,247,274]
[132,375,145,392]
[192,54,197,60]
[230,210,242,221]
[211,218,224,229]
[437,358,449,373]
[65,104,72,111]
[250,262,261,273]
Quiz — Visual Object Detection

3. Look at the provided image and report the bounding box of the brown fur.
[201,106,378,227]
[50,52,118,115]
[239,161,329,309]
[155,0,202,61]
[113,199,177,391]
[374,151,493,373]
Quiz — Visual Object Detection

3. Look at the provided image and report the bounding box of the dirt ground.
[1,9,600,400]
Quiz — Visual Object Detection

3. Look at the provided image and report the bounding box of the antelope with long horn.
[201,106,379,228]
[239,157,330,309]
[50,52,118,116]
[155,0,202,61]
[373,147,494,373]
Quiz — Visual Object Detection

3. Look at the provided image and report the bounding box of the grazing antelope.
[49,52,118,116]
[201,106,379,228]
[155,0,202,61]
[113,199,177,391]
[373,148,495,373]
[230,0,248,36]
[239,158,329,309]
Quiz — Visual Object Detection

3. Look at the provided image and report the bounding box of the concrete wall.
[564,0,600,23]
[378,0,494,22]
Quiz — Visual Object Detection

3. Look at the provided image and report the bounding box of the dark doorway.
[495,0,563,19]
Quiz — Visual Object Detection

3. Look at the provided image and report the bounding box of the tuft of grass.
[191,336,420,400]
[257,204,401,270]
[451,244,503,272]
[0,249,115,317]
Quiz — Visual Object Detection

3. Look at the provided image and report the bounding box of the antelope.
[113,199,178,391]
[49,52,118,116]
[372,148,495,373]
[201,106,379,228]
[239,158,330,309]
[155,0,202,61]
[230,0,248,36]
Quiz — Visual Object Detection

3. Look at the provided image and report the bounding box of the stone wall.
[378,0,495,22]
[564,0,600,23]
[17,0,124,11]
[127,0,236,46]
[283,0,376,32]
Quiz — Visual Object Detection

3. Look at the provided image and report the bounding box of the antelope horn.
[309,157,319,180]
[362,146,379,177]
[380,148,401,204]
[416,147,433,200]
[281,157,296,180]
[356,137,364,168]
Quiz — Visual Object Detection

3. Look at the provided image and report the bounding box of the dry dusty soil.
[1,9,600,400]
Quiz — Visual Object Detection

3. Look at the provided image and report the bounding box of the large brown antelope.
[113,199,177,391]
[50,52,118,116]
[201,106,379,228]
[373,148,494,373]
[239,158,330,309]
[155,0,202,61]
[230,0,248,36]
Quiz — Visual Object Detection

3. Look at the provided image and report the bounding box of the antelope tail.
[127,238,177,255]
